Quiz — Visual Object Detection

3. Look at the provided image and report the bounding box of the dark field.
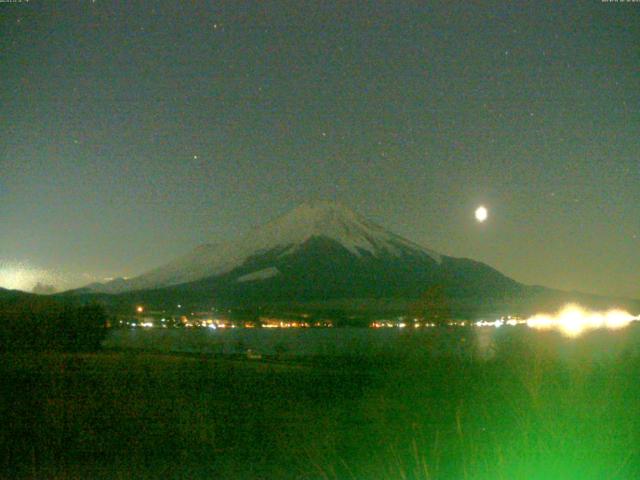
[2,328,640,479]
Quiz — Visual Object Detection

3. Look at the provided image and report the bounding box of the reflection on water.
[474,326,498,360]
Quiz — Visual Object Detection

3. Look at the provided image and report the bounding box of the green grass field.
[1,329,639,479]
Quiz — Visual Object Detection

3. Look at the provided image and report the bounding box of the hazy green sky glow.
[1,1,638,298]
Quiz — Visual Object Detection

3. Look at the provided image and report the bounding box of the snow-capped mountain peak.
[85,201,441,293]
[251,201,440,259]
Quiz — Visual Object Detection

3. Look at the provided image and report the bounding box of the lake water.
[104,324,640,361]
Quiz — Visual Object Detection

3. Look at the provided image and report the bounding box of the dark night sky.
[1,1,638,298]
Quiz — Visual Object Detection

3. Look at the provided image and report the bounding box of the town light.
[527,304,639,337]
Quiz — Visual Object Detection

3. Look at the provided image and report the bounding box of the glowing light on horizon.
[526,304,640,337]
[0,261,60,292]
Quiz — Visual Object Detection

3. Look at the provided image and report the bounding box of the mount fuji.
[88,201,445,294]
[72,202,636,316]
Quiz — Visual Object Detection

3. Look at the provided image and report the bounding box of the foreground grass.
[1,328,640,479]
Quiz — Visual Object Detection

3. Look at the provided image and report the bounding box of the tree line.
[0,297,108,352]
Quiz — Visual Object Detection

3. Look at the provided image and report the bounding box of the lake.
[104,323,640,361]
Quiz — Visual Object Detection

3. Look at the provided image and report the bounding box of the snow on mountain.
[236,267,280,283]
[86,201,442,293]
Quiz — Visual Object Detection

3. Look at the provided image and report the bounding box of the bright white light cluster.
[526,304,640,337]
[475,316,525,328]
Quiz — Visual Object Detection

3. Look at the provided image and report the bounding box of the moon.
[475,206,488,223]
